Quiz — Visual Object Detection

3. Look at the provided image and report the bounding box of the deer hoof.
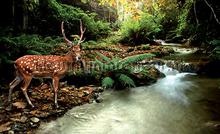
[30,104,35,109]
[55,104,59,109]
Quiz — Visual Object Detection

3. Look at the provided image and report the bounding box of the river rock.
[8,130,14,134]
[30,117,40,123]
[132,65,165,86]
[95,96,103,103]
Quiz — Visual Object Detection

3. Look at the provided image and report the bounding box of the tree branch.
[203,0,220,25]
[193,0,199,25]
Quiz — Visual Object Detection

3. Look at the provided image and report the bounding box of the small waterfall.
[155,64,179,75]
[152,63,196,105]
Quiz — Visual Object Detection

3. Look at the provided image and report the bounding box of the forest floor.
[0,43,198,133]
[0,83,104,133]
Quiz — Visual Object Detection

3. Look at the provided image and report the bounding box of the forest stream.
[36,45,220,134]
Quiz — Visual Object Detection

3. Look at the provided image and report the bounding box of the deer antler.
[61,20,86,46]
[77,20,86,45]
[61,21,73,46]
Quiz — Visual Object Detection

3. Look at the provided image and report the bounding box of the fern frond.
[102,77,115,88]
[120,53,155,65]
[118,74,136,87]
[94,58,107,71]
[95,58,104,67]
[96,52,110,63]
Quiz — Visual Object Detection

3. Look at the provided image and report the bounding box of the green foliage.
[210,47,220,60]
[175,0,194,36]
[210,39,220,46]
[82,44,123,52]
[94,52,154,89]
[47,0,111,39]
[0,35,62,62]
[136,44,150,50]
[118,74,135,87]
[102,77,115,88]
[120,12,163,45]
[86,40,98,45]
[120,53,155,65]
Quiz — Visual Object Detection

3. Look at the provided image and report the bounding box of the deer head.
[61,20,86,62]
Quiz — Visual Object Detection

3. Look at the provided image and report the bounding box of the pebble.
[8,130,14,134]
[30,117,40,123]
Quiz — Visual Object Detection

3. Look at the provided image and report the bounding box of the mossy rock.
[132,66,165,86]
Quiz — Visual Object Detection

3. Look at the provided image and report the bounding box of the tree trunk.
[22,0,28,31]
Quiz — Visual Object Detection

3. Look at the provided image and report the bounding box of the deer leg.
[8,76,22,109]
[52,77,59,108]
[21,77,34,108]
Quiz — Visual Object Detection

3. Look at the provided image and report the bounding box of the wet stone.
[30,117,40,123]
[11,123,27,132]
[29,122,38,128]
[95,96,103,103]
[8,130,15,134]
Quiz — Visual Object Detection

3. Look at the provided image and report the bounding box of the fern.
[94,52,154,89]
[96,52,110,63]
[102,77,115,88]
[95,58,105,67]
[120,53,155,65]
[118,74,136,87]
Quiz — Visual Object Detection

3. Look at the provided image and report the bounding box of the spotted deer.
[8,20,86,109]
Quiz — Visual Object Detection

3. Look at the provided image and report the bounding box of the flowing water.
[37,46,220,134]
